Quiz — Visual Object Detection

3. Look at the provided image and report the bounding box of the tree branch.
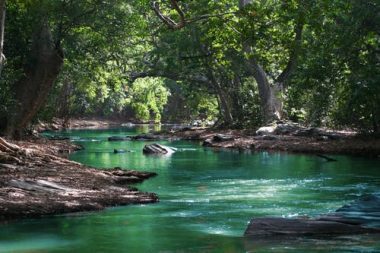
[276,7,305,85]
[152,0,235,30]
[152,1,185,30]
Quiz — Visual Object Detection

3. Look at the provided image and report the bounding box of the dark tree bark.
[0,0,6,75]
[206,69,234,125]
[5,23,63,138]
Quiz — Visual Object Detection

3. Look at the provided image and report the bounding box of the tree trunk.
[0,0,6,75]
[5,22,63,139]
[245,53,282,122]
[239,0,282,123]
[207,69,234,126]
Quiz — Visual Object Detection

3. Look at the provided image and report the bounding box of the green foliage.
[1,0,379,133]
[127,78,170,123]
[286,0,380,132]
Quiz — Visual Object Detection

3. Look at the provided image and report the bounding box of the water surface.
[1,126,379,252]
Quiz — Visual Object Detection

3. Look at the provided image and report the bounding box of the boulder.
[256,123,302,136]
[273,123,301,135]
[256,126,276,136]
[143,143,176,155]
[245,194,380,237]
[244,217,379,237]
[212,134,234,142]
[202,139,213,147]
[114,149,129,154]
[293,128,318,137]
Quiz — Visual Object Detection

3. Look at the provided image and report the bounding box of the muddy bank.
[0,137,158,220]
[160,127,380,157]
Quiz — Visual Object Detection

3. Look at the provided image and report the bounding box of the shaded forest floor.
[0,137,157,221]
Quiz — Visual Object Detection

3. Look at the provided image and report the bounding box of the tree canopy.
[0,0,379,137]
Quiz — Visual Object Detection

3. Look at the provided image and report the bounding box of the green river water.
[1,126,379,253]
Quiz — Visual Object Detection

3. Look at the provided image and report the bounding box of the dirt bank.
[162,128,380,157]
[0,137,158,221]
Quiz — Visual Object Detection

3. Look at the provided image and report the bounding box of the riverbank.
[37,118,380,157]
[160,127,380,157]
[0,137,158,221]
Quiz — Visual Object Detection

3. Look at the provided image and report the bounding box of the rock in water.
[321,194,380,228]
[244,194,380,237]
[143,144,176,155]
[244,217,379,237]
[114,149,128,154]
[108,136,131,141]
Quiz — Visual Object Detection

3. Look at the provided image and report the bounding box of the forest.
[0,1,379,252]
[0,0,379,138]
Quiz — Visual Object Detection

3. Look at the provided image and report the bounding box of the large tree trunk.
[244,50,282,122]
[239,0,282,123]
[5,23,63,139]
[0,0,6,75]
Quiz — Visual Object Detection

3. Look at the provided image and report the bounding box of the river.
[0,126,379,252]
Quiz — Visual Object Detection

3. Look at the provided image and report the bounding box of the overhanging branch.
[152,0,235,30]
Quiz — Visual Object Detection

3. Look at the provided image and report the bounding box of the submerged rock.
[114,149,131,154]
[244,217,379,237]
[143,143,176,155]
[108,136,131,141]
[245,194,380,237]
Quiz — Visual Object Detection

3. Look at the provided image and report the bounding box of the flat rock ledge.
[244,194,380,238]
[0,137,158,220]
